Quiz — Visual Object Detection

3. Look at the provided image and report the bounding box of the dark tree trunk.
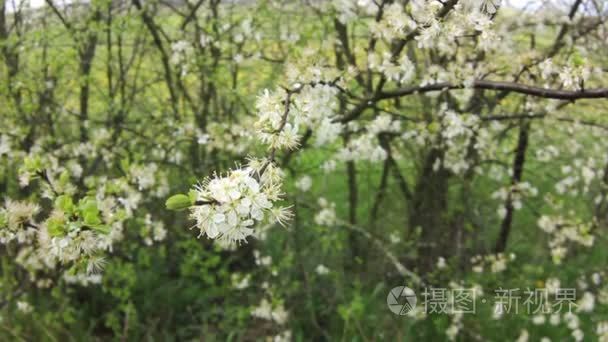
[410,147,450,270]
[495,121,530,253]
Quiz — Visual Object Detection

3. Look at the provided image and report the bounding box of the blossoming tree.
[1,0,608,340]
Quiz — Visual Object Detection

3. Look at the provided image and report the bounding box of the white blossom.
[189,164,289,244]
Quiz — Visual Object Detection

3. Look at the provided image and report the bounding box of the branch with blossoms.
[166,76,347,244]
[0,193,120,284]
[165,82,328,245]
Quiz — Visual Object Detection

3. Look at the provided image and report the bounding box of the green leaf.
[58,170,70,186]
[84,212,102,226]
[67,266,78,276]
[55,195,74,213]
[78,197,99,218]
[48,219,66,237]
[120,158,130,172]
[188,189,198,203]
[90,224,111,235]
[23,156,42,172]
[427,121,440,134]
[572,51,585,67]
[165,194,192,211]
[114,209,127,221]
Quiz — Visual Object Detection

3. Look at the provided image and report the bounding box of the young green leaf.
[165,194,192,211]
[55,195,74,213]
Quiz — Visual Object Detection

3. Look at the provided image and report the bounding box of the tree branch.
[338,80,608,123]
[381,81,608,101]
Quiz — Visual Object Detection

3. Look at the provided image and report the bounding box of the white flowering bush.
[1,0,608,340]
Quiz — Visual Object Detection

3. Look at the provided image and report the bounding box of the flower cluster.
[555,160,600,196]
[292,84,342,146]
[538,56,598,91]
[336,114,401,163]
[251,298,289,325]
[254,88,301,150]
[598,321,608,342]
[189,162,291,244]
[369,53,415,84]
[537,215,594,264]
[371,2,416,41]
[437,110,483,174]
[295,175,313,192]
[314,197,337,226]
[441,283,484,340]
[0,193,125,285]
[559,64,591,91]
[0,200,40,244]
[492,182,538,219]
[337,134,388,163]
[332,0,375,25]
[470,252,515,273]
[170,40,193,74]
[254,83,342,150]
[140,214,167,246]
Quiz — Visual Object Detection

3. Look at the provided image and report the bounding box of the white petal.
[206,224,220,238]
[213,213,226,223]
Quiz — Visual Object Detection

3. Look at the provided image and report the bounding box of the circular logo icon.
[387,286,417,315]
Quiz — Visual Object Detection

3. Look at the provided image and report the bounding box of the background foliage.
[1,0,608,340]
